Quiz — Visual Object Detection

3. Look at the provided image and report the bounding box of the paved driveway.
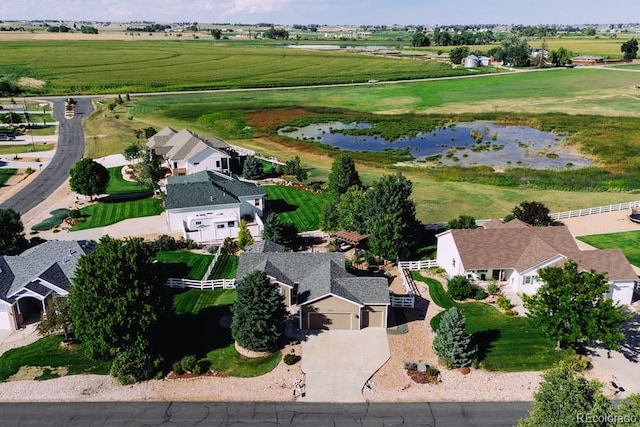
[300,328,389,402]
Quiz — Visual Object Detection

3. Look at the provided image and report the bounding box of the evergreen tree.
[433,307,476,368]
[262,213,284,243]
[242,156,264,180]
[231,270,287,352]
[518,361,612,427]
[237,219,254,249]
[327,155,361,199]
[319,199,339,232]
[512,201,552,226]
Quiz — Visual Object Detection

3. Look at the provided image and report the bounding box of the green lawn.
[0,169,16,186]
[0,143,54,155]
[167,288,280,377]
[71,197,163,230]
[0,335,110,382]
[156,251,213,280]
[172,289,237,315]
[106,166,150,195]
[414,273,573,371]
[208,254,238,279]
[578,231,640,267]
[264,185,331,232]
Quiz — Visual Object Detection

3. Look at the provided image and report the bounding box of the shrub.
[283,353,300,365]
[180,354,197,373]
[148,234,177,252]
[403,361,418,371]
[497,295,512,311]
[505,309,518,316]
[172,360,184,375]
[447,275,474,300]
[24,167,35,176]
[109,345,158,384]
[192,363,203,375]
[426,366,440,376]
[68,209,82,219]
[487,281,500,295]
[473,288,488,300]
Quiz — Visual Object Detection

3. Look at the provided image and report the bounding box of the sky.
[2,0,640,26]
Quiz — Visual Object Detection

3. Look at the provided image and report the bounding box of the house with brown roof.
[147,127,236,176]
[436,219,637,305]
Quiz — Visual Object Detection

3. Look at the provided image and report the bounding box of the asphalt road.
[0,401,530,426]
[0,97,91,215]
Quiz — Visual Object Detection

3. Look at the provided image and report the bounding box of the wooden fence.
[398,260,439,270]
[390,294,415,308]
[165,277,236,290]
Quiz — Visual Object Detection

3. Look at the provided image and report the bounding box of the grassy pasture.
[0,40,485,95]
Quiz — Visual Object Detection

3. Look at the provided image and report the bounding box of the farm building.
[572,55,605,65]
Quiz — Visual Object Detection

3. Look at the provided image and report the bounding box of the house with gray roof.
[165,170,266,243]
[237,252,390,330]
[0,240,96,330]
[147,127,236,176]
[436,220,637,305]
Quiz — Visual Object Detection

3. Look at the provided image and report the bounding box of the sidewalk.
[0,324,40,357]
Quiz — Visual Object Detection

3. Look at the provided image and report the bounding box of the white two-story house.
[165,170,265,243]
[436,219,637,305]
[147,127,235,176]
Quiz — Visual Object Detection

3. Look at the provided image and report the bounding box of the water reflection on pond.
[278,121,592,170]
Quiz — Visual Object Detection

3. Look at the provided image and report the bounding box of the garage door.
[362,309,384,328]
[308,312,351,330]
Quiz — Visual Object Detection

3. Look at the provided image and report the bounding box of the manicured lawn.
[578,231,640,267]
[0,143,53,155]
[172,289,237,315]
[264,185,332,232]
[71,196,163,230]
[208,254,238,279]
[156,251,213,280]
[0,335,110,382]
[106,166,150,195]
[413,273,573,371]
[0,168,16,186]
[166,288,280,377]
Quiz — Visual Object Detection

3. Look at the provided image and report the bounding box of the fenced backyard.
[163,246,238,290]
[390,259,439,309]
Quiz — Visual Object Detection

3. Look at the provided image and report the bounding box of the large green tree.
[518,361,611,427]
[69,236,166,361]
[523,260,631,350]
[433,307,476,368]
[242,156,264,180]
[336,186,368,233]
[501,35,532,67]
[135,148,163,191]
[231,270,287,352]
[69,158,110,200]
[262,213,298,247]
[512,200,552,226]
[550,47,574,66]
[449,46,470,64]
[621,38,639,60]
[0,208,28,255]
[327,155,362,199]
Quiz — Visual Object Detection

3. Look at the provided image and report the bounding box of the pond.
[278,121,593,170]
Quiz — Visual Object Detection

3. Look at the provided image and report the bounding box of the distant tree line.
[292,24,319,32]
[264,26,289,40]
[46,24,71,33]
[126,24,171,33]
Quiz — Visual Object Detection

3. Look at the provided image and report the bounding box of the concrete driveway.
[300,328,389,402]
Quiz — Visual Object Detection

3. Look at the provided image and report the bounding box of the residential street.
[0,97,91,214]
[0,401,531,426]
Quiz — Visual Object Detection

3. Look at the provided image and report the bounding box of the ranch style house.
[164,170,265,244]
[436,219,637,305]
[0,240,96,331]
[237,242,390,330]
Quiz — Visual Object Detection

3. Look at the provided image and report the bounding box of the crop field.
[0,40,489,95]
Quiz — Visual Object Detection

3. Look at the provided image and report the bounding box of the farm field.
[0,40,487,95]
[578,231,640,267]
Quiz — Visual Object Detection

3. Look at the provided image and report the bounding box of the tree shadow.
[472,329,501,363]
[99,191,153,203]
[266,198,298,214]
[616,313,640,363]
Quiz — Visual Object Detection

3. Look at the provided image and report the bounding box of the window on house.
[216,161,220,168]
[452,259,456,268]
[292,283,299,305]
[193,162,200,166]
[524,276,532,285]
[254,199,260,206]
[195,221,202,225]
[216,224,225,229]
[227,221,235,227]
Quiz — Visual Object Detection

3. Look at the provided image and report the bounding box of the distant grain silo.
[463,54,479,68]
